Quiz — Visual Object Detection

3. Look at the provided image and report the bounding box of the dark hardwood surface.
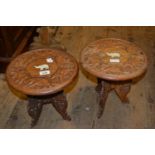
[0,26,155,128]
[0,26,37,73]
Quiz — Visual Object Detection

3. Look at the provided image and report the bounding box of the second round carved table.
[6,49,78,127]
[81,38,147,118]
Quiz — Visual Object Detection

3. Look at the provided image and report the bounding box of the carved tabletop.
[6,49,78,96]
[81,38,147,81]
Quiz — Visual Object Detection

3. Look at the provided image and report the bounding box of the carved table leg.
[96,79,132,119]
[51,91,71,121]
[114,81,131,104]
[96,79,111,119]
[27,96,43,127]
[27,92,71,127]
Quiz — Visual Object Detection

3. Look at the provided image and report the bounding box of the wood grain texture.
[1,26,155,128]
[6,49,78,96]
[81,38,147,81]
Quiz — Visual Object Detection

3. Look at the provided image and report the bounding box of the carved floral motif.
[81,38,147,80]
[6,49,78,95]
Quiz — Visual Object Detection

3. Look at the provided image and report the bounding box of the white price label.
[110,58,120,63]
[39,70,50,75]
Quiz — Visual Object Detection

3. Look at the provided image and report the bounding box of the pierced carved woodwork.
[51,92,71,121]
[81,38,147,119]
[96,79,111,118]
[81,38,147,81]
[114,82,131,103]
[6,48,78,127]
[27,97,43,127]
[6,49,78,96]
[96,79,131,119]
[27,91,71,127]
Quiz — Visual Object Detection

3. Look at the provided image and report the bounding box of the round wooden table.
[6,49,78,127]
[81,38,147,118]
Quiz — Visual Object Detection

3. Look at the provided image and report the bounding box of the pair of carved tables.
[6,38,147,127]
